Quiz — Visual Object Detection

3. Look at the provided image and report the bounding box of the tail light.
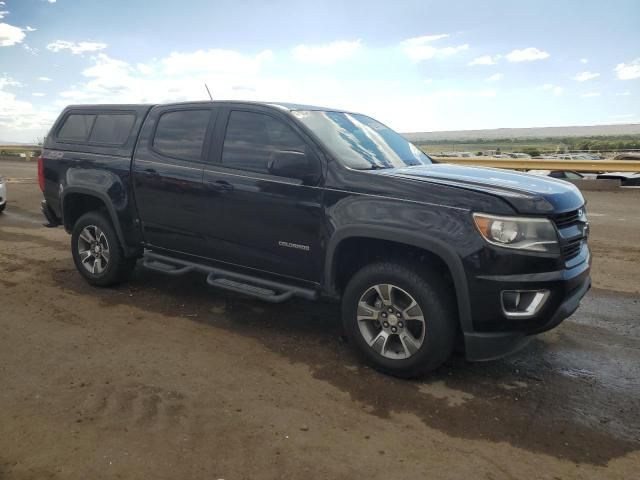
[37,155,45,192]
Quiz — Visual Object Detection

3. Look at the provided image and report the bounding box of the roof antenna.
[204,83,213,100]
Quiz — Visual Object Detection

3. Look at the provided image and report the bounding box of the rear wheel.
[71,211,136,287]
[342,262,456,378]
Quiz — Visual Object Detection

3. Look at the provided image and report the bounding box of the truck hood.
[378,164,584,214]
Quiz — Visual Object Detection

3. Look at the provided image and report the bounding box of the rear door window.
[89,114,136,145]
[57,114,96,141]
[221,110,306,174]
[153,110,211,162]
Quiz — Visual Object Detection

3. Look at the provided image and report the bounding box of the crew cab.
[39,101,591,377]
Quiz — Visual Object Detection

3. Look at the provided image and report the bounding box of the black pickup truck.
[39,101,591,377]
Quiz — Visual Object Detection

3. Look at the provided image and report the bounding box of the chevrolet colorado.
[39,101,591,377]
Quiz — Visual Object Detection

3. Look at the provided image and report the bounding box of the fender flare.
[324,225,473,333]
[61,186,130,254]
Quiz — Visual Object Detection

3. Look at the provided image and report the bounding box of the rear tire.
[0,203,5,213]
[342,262,456,378]
[71,211,136,287]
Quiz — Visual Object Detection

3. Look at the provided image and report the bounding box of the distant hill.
[0,142,40,148]
[403,124,640,142]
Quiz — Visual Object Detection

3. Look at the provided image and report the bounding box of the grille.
[553,208,587,261]
[561,238,583,260]
[553,209,581,228]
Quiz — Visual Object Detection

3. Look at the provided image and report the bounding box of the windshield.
[291,110,432,170]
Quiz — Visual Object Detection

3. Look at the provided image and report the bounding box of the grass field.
[0,145,41,162]
[417,140,565,155]
[416,134,640,156]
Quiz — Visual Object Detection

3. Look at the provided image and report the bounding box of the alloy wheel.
[77,225,110,275]
[356,283,426,360]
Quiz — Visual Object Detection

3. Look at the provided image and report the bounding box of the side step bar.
[142,251,318,303]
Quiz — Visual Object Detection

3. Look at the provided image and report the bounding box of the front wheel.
[342,262,456,378]
[71,211,136,287]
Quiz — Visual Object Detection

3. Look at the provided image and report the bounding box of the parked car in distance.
[0,175,6,213]
[528,170,585,180]
[613,153,640,161]
[39,101,591,378]
[597,172,640,186]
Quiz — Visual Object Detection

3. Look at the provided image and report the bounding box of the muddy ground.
[1,160,639,479]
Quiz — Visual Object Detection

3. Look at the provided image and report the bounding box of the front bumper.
[463,249,591,361]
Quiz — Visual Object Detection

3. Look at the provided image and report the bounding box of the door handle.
[144,167,159,176]
[206,180,234,193]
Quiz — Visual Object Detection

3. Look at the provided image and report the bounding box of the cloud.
[56,49,280,105]
[38,76,52,81]
[162,48,274,74]
[427,88,497,99]
[470,48,548,65]
[405,34,449,43]
[581,92,601,98]
[0,22,25,46]
[23,44,38,55]
[0,11,9,19]
[25,26,36,32]
[468,55,499,66]
[401,35,468,62]
[505,47,549,62]
[0,75,56,133]
[614,58,640,80]
[46,0,57,3]
[615,91,631,96]
[292,40,361,65]
[580,58,588,64]
[538,84,564,96]
[486,73,503,82]
[46,40,108,54]
[0,74,21,89]
[609,113,636,119]
[32,92,45,96]
[573,71,600,82]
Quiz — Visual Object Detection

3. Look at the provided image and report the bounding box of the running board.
[142,251,317,303]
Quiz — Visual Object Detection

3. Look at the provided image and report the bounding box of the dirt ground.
[1,160,639,479]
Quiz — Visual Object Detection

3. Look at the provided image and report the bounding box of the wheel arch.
[61,187,128,252]
[325,226,472,333]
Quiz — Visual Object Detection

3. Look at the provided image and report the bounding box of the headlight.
[473,213,559,254]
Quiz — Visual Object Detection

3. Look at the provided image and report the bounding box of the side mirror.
[268,150,319,182]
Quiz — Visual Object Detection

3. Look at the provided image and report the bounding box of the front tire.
[342,262,456,378]
[0,203,5,213]
[71,211,136,287]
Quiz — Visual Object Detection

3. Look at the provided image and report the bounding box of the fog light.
[501,290,549,318]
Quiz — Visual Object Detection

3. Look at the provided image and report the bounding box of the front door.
[202,108,324,282]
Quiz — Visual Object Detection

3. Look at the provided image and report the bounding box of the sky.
[0,0,639,143]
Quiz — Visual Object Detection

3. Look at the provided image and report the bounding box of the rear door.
[132,104,217,257]
[202,107,325,282]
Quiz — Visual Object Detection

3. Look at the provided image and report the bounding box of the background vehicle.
[613,153,640,161]
[528,169,586,180]
[39,101,591,377]
[597,171,640,186]
[0,175,6,213]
